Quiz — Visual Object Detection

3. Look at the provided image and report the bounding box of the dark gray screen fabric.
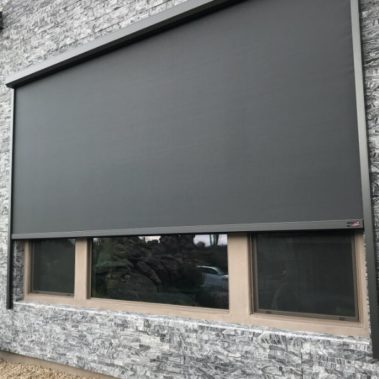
[12,0,363,238]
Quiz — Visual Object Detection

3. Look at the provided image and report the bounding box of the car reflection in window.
[197,265,228,291]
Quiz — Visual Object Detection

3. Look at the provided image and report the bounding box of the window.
[253,231,357,320]
[22,232,369,337]
[31,239,75,295]
[91,234,228,309]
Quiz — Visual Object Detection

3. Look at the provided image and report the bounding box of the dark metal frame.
[6,90,15,310]
[350,0,379,358]
[4,0,379,359]
[11,220,364,240]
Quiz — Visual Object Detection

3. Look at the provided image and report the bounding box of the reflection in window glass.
[254,231,356,319]
[91,234,228,309]
[31,239,75,294]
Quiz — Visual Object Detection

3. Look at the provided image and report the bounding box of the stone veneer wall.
[1,0,379,377]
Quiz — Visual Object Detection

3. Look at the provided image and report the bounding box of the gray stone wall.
[1,0,379,377]
[362,0,379,289]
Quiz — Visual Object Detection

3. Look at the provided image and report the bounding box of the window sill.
[20,294,369,338]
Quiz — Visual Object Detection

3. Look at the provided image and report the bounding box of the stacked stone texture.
[362,0,379,286]
[1,0,379,377]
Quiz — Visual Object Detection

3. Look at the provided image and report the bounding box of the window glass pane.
[31,239,75,294]
[254,231,356,318]
[91,234,228,309]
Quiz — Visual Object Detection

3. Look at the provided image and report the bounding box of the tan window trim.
[247,232,369,337]
[22,233,369,337]
[251,232,360,323]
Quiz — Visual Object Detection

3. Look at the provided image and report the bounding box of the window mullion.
[23,241,31,296]
[227,233,251,320]
[74,239,89,302]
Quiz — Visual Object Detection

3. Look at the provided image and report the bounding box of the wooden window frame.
[22,232,369,337]
[251,232,359,322]
[28,239,76,297]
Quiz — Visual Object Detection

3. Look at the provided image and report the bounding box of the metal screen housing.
[9,0,363,238]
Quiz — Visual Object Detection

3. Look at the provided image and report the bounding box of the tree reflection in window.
[91,234,228,309]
